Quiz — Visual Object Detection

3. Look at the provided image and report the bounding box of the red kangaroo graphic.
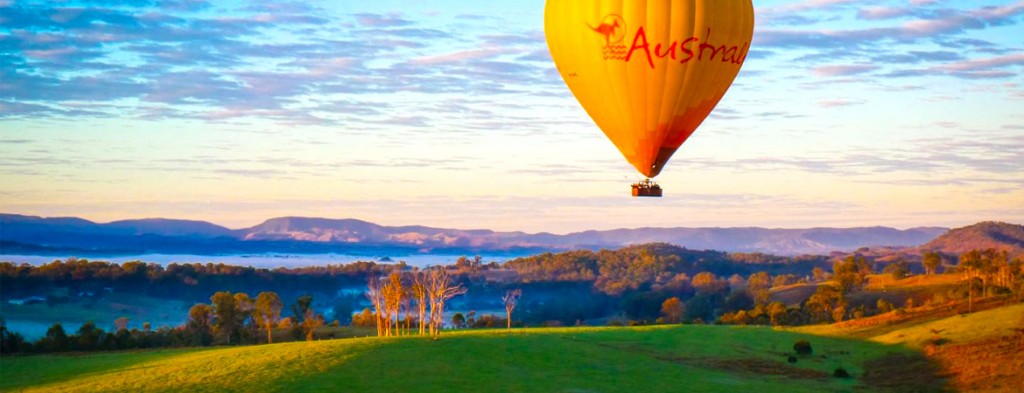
[588,19,621,45]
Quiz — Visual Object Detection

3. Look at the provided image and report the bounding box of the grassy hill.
[795,303,1024,392]
[919,221,1024,259]
[1,325,940,393]
[768,273,964,309]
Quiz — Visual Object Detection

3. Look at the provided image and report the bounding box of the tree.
[451,312,466,329]
[692,272,724,295]
[660,297,684,324]
[114,317,130,332]
[187,303,214,346]
[833,255,870,293]
[812,267,827,282]
[352,308,377,327]
[1,319,28,354]
[301,308,323,341]
[747,272,771,305]
[959,250,986,313]
[876,299,894,313]
[804,285,844,324]
[883,261,911,280]
[922,252,942,275]
[381,272,406,337]
[40,322,70,352]
[411,270,429,335]
[503,289,522,331]
[254,292,282,344]
[77,321,103,350]
[767,302,787,326]
[425,267,467,336]
[210,291,241,344]
[292,294,316,340]
[366,277,385,337]
[234,292,255,342]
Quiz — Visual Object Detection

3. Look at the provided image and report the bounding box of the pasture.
[0,324,935,392]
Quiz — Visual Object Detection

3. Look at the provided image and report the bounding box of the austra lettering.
[623,27,748,69]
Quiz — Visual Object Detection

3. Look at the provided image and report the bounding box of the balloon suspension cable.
[631,178,663,197]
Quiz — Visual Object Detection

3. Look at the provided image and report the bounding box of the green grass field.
[0,325,931,393]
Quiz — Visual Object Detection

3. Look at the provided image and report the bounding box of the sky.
[1,0,1022,234]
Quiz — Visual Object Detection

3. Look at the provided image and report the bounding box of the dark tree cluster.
[1,318,225,355]
[0,258,394,303]
[0,290,331,355]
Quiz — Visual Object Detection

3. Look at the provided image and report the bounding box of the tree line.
[2,245,1020,355]
[716,250,1023,327]
[0,290,330,354]
[0,259,395,302]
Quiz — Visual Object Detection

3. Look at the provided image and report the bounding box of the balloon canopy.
[545,0,755,178]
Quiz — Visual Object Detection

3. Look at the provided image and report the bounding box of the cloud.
[857,7,914,20]
[817,99,864,108]
[812,64,878,77]
[760,0,860,15]
[409,48,508,66]
[354,13,412,28]
[757,1,1024,49]
[683,131,1024,179]
[936,53,1024,72]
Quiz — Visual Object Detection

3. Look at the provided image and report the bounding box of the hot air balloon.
[545,0,755,197]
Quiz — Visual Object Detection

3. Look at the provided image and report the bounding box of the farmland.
[0,324,935,393]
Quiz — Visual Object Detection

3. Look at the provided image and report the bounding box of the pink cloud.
[767,0,859,13]
[937,53,1024,72]
[858,7,912,20]
[818,99,864,108]
[409,48,506,66]
[812,64,878,77]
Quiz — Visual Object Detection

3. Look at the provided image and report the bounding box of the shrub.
[833,367,850,378]
[793,340,813,356]
[787,356,797,364]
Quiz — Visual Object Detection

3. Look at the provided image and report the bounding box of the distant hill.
[918,221,1024,258]
[0,213,954,257]
[553,226,947,255]
[106,218,235,238]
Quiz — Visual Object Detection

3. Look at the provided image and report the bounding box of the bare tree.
[401,278,413,335]
[502,289,522,331]
[411,270,428,336]
[426,267,467,336]
[382,272,405,337]
[366,276,385,337]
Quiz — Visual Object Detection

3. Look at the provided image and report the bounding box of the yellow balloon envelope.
[545,0,755,178]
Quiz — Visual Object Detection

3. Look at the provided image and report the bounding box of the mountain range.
[0,213,980,257]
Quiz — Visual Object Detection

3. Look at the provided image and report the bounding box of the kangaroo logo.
[588,15,628,60]
[588,15,626,45]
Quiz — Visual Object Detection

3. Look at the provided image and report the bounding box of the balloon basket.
[631,179,662,197]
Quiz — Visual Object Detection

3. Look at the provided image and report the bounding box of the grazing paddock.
[0,325,940,392]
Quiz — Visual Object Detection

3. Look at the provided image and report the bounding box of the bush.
[833,367,850,378]
[793,340,813,356]
[787,356,797,364]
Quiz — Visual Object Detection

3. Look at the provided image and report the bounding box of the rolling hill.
[0,213,952,257]
[918,221,1024,258]
[796,303,1024,392]
[0,325,942,393]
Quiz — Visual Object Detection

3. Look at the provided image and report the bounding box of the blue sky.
[1,0,1022,233]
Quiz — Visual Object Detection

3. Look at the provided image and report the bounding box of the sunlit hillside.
[796,303,1024,392]
[1,325,939,393]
